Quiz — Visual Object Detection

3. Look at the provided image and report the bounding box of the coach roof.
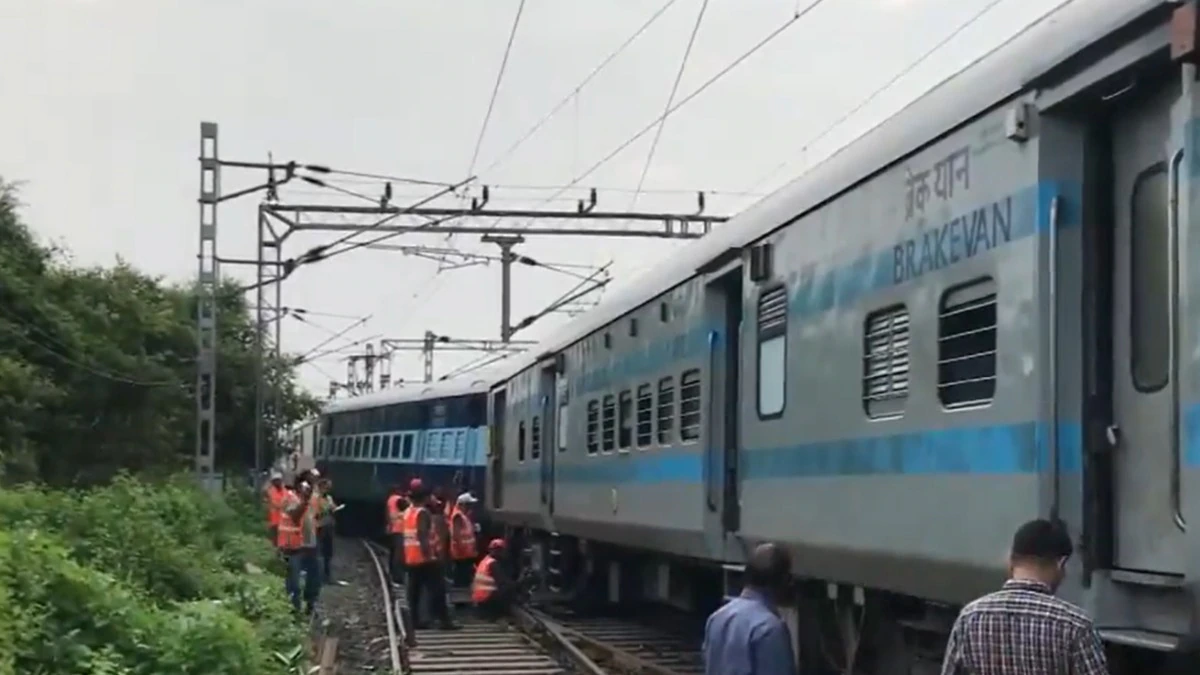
[493,0,1161,381]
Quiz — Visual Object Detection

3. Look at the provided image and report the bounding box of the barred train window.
[938,277,998,407]
[636,384,653,447]
[618,390,633,450]
[586,400,599,454]
[602,395,616,452]
[657,377,675,444]
[757,286,788,417]
[680,369,702,441]
[863,304,910,418]
[518,421,526,462]
[531,416,541,460]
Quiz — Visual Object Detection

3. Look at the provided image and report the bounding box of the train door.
[489,388,508,510]
[538,359,559,517]
[1106,73,1186,576]
[702,260,744,554]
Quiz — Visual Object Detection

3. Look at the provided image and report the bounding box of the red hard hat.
[488,539,506,553]
[409,478,424,492]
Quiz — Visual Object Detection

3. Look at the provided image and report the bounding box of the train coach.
[486,0,1200,671]
[314,377,495,533]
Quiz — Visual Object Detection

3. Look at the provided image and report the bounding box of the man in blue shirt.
[703,543,797,675]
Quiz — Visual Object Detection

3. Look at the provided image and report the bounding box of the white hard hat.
[457,492,478,504]
[269,470,283,480]
[310,469,321,478]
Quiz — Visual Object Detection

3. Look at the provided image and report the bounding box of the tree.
[0,179,319,485]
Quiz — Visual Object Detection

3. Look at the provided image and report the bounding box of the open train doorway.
[700,258,744,555]
[489,387,508,511]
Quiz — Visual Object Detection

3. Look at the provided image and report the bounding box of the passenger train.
[315,378,492,530]
[320,1,1200,670]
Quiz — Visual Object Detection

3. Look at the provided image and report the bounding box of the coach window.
[380,435,392,459]
[389,434,402,459]
[636,384,653,448]
[602,395,616,452]
[558,400,569,453]
[937,276,998,407]
[863,304,910,419]
[531,415,542,460]
[660,302,670,323]
[354,436,364,459]
[657,377,675,444]
[1131,166,1169,392]
[757,285,788,418]
[618,390,633,451]
[586,400,600,454]
[679,369,702,441]
[518,421,527,462]
[402,434,414,460]
[371,435,382,459]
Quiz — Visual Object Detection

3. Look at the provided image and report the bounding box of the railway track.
[529,606,704,675]
[339,540,703,674]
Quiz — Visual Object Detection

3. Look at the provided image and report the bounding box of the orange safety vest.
[471,555,498,604]
[402,506,442,565]
[266,485,288,526]
[277,493,320,550]
[448,506,478,560]
[386,494,404,534]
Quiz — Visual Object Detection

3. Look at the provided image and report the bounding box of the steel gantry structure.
[197,122,731,477]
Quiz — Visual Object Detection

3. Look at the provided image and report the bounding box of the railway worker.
[471,539,515,619]
[702,543,796,675]
[385,483,407,585]
[402,481,457,630]
[448,492,480,588]
[264,470,288,545]
[315,477,337,583]
[278,471,323,616]
[939,518,1108,675]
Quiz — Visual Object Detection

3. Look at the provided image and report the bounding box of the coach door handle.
[1105,424,1120,449]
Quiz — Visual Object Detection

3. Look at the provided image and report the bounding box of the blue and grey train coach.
[314,377,494,531]
[486,0,1200,671]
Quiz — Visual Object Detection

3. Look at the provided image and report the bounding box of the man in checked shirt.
[940,518,1109,674]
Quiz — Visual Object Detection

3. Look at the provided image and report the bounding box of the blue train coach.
[314,377,494,531]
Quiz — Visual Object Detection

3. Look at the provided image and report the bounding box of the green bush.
[0,475,305,674]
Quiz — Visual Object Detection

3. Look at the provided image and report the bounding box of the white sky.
[0,0,1080,395]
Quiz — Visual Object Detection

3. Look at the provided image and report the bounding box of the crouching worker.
[472,539,516,619]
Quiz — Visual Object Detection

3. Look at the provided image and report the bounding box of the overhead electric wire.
[502,0,826,233]
[479,0,680,176]
[304,166,456,188]
[630,0,710,208]
[748,0,1020,193]
[467,0,528,178]
[0,318,182,387]
[291,316,371,364]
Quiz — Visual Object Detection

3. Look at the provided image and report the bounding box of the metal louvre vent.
[758,286,788,334]
[863,305,910,418]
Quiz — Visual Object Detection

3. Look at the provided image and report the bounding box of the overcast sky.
[1,0,1079,395]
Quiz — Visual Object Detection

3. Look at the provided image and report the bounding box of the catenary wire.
[630,0,710,208]
[500,0,827,233]
[747,0,1022,193]
[479,0,681,176]
[467,0,528,178]
[0,318,183,387]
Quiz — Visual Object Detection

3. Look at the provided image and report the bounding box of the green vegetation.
[0,179,322,672]
[0,179,319,484]
[0,477,306,674]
